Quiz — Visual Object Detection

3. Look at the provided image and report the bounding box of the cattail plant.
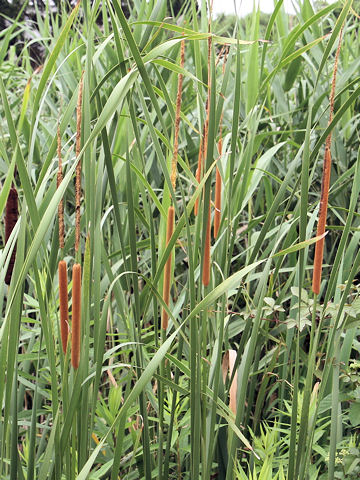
[4,184,18,285]
[161,38,185,330]
[71,73,84,368]
[57,122,69,353]
[312,30,342,295]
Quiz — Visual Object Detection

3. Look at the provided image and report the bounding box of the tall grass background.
[0,0,360,478]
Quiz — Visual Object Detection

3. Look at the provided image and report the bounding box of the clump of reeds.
[162,38,185,330]
[4,183,18,285]
[312,30,343,295]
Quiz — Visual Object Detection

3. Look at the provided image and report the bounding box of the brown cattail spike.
[5,186,18,285]
[58,260,69,353]
[71,263,81,369]
[162,206,175,330]
[312,29,343,295]
[202,199,211,287]
[75,73,84,254]
[57,122,65,250]
[170,38,185,191]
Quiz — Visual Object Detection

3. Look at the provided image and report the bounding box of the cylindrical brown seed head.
[312,147,331,295]
[5,187,18,285]
[58,260,69,353]
[162,206,175,330]
[71,263,81,369]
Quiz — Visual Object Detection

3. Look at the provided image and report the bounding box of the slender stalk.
[328,332,340,479]
[75,73,84,255]
[162,38,185,329]
[170,38,185,192]
[71,73,84,370]
[57,122,65,250]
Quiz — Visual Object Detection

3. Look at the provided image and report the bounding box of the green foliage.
[0,0,360,479]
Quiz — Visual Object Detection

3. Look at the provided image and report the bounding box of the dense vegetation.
[0,0,360,478]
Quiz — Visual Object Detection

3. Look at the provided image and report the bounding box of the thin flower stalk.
[75,73,84,254]
[71,73,84,366]
[57,121,65,250]
[162,39,185,330]
[170,38,185,191]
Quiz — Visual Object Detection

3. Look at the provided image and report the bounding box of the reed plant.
[0,0,360,479]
